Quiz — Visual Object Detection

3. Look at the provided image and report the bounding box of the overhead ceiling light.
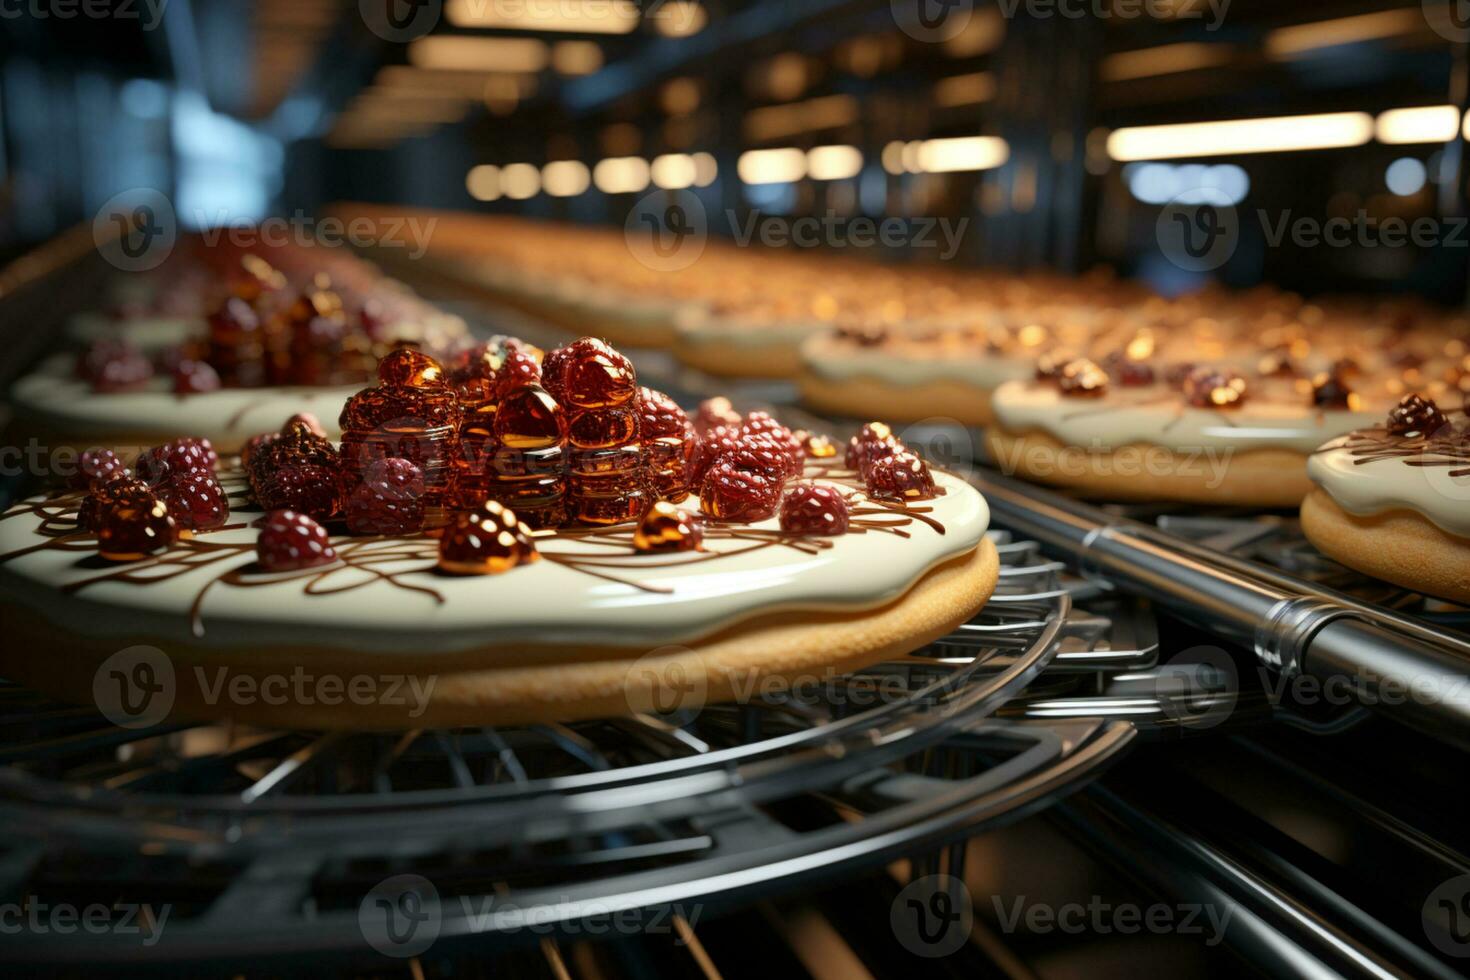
[543,160,591,197]
[1375,105,1459,144]
[744,94,858,142]
[552,41,603,76]
[501,163,541,200]
[652,153,698,189]
[942,10,1003,57]
[807,145,863,181]
[738,147,807,184]
[661,77,701,116]
[466,165,502,201]
[652,1,707,38]
[593,156,651,194]
[881,141,906,175]
[445,0,637,33]
[1106,112,1374,161]
[408,37,549,73]
[915,136,1009,173]
[1100,43,1233,82]
[934,72,996,108]
[1265,10,1425,58]
[692,151,718,187]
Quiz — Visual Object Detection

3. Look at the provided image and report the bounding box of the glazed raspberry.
[437,499,540,575]
[257,510,338,571]
[637,388,691,440]
[866,451,937,502]
[1386,393,1448,436]
[695,396,742,433]
[539,344,576,404]
[855,435,903,480]
[346,458,425,535]
[1311,371,1356,410]
[92,346,154,393]
[1058,358,1109,398]
[780,483,850,536]
[691,424,744,484]
[700,460,780,522]
[138,437,218,485]
[550,338,638,409]
[249,420,338,494]
[257,464,341,520]
[1183,367,1247,409]
[568,407,639,449]
[76,339,132,382]
[157,471,231,531]
[720,439,790,483]
[742,412,803,471]
[172,359,221,394]
[242,431,278,470]
[95,485,177,561]
[377,347,446,388]
[845,422,894,472]
[491,347,543,402]
[70,448,129,490]
[79,477,149,531]
[633,502,704,552]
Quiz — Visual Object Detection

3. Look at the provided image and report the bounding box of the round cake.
[1302,394,1468,604]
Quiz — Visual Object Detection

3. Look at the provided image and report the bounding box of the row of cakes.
[12,239,470,456]
[0,312,1002,727]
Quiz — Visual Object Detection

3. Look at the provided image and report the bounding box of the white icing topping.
[1309,439,1470,539]
[675,308,826,349]
[991,379,1382,454]
[800,332,1033,389]
[11,354,356,448]
[0,472,990,653]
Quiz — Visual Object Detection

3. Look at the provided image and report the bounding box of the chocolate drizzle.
[0,460,951,638]
[1319,407,1470,478]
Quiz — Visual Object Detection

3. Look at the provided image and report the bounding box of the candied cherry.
[157,471,230,531]
[377,347,447,388]
[494,383,565,449]
[866,451,938,502]
[1183,367,1247,409]
[257,510,338,571]
[700,460,781,522]
[780,483,850,536]
[438,499,540,575]
[258,464,341,520]
[95,486,177,561]
[633,502,704,553]
[1386,393,1448,436]
[346,458,426,536]
[1057,358,1109,398]
[70,448,129,490]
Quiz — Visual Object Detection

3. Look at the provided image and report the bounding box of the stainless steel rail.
[973,468,1470,748]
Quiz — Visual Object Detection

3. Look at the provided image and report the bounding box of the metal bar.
[974,469,1470,748]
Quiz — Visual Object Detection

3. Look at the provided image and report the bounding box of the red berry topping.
[700,460,781,522]
[92,346,154,393]
[720,439,790,484]
[1386,393,1447,436]
[638,388,692,440]
[249,420,338,494]
[70,448,129,490]
[242,431,279,471]
[257,510,338,571]
[1057,358,1109,398]
[438,500,540,575]
[76,339,132,382]
[138,437,217,485]
[633,502,704,552]
[346,458,426,535]
[95,485,177,561]
[157,471,231,531]
[780,483,851,535]
[172,359,221,394]
[695,396,742,433]
[568,407,639,450]
[742,412,803,470]
[377,347,447,388]
[1183,367,1247,408]
[866,451,937,502]
[854,435,903,480]
[547,338,637,409]
[1310,371,1356,410]
[257,464,341,520]
[79,477,150,531]
[491,347,543,402]
[845,422,894,472]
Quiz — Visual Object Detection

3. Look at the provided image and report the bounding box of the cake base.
[985,429,1313,507]
[1301,489,1470,605]
[800,374,995,427]
[1,539,1000,730]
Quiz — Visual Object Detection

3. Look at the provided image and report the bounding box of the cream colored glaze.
[991,380,1382,454]
[11,354,357,444]
[800,332,1034,390]
[1308,439,1470,538]
[675,307,827,349]
[0,472,990,653]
